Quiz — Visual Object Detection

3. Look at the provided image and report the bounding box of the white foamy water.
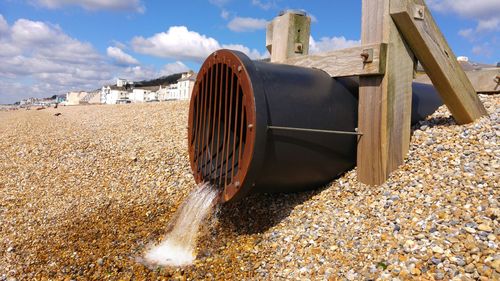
[144,183,219,267]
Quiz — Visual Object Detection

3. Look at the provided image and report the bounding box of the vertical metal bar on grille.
[230,80,241,183]
[238,104,246,164]
[194,74,206,175]
[224,73,236,188]
[200,70,210,175]
[194,80,202,161]
[205,66,216,177]
[209,64,221,181]
[214,64,227,186]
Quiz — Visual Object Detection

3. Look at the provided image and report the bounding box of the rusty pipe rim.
[188,49,257,202]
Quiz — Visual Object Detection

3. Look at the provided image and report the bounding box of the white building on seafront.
[159,71,197,101]
[116,78,133,88]
[66,90,101,105]
[177,71,197,100]
[129,86,160,103]
[101,86,130,104]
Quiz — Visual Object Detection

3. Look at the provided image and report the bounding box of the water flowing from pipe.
[144,183,219,267]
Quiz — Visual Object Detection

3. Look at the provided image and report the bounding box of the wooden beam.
[415,69,500,94]
[357,0,415,185]
[284,43,387,77]
[390,0,488,124]
[267,11,311,63]
[465,69,500,94]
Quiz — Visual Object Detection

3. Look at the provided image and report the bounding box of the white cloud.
[458,28,474,40]
[309,13,318,23]
[221,9,230,20]
[160,61,190,76]
[131,25,266,62]
[131,26,220,62]
[221,44,268,60]
[309,36,360,54]
[121,65,158,81]
[472,43,494,57]
[0,17,154,104]
[428,0,500,34]
[428,0,500,20]
[227,17,268,32]
[0,15,8,34]
[428,0,499,60]
[107,46,139,65]
[33,0,145,12]
[476,18,500,32]
[251,0,274,10]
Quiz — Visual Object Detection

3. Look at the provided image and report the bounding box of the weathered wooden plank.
[465,69,500,94]
[267,11,311,63]
[415,69,500,94]
[357,0,415,185]
[284,43,387,77]
[390,0,488,124]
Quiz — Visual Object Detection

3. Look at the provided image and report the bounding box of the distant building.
[130,88,147,103]
[106,88,130,104]
[130,86,160,103]
[166,84,180,100]
[56,94,66,103]
[177,71,197,100]
[160,71,196,101]
[66,91,86,106]
[116,78,133,88]
[157,85,168,101]
[66,91,101,105]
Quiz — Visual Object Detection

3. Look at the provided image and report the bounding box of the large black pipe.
[188,50,442,202]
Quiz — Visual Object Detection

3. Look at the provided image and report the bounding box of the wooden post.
[357,0,415,185]
[267,10,311,63]
[390,0,488,124]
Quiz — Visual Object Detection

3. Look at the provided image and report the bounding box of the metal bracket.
[268,126,363,136]
[413,4,425,20]
[360,48,374,63]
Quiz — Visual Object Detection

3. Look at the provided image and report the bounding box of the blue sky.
[0,0,498,104]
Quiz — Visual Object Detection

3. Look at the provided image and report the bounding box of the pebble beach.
[0,95,498,280]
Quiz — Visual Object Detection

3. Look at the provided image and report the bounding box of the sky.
[0,0,498,104]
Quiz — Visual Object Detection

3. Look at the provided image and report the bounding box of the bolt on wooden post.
[267,10,311,63]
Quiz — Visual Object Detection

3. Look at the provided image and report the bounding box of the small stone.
[478,224,493,232]
[491,259,500,273]
[416,233,426,240]
[410,267,421,275]
[464,227,477,234]
[431,257,442,265]
[404,240,417,252]
[6,246,14,253]
[432,246,444,254]
[399,270,410,278]
[452,256,466,266]
[345,269,357,281]
[97,258,104,266]
[435,270,445,280]
[465,263,476,273]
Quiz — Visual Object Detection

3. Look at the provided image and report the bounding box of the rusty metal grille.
[189,57,252,194]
